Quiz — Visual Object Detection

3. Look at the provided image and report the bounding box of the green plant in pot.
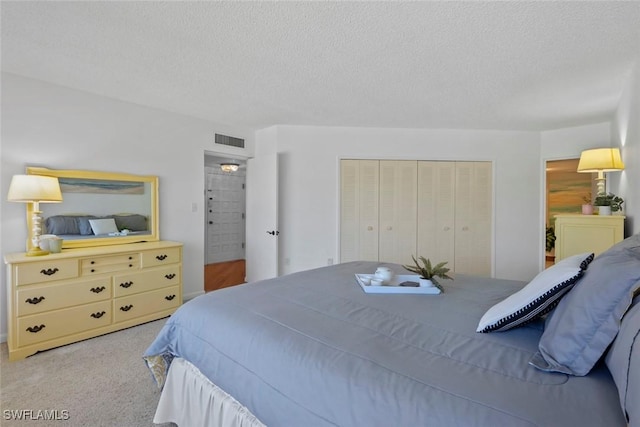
[546,226,556,253]
[594,193,624,215]
[402,255,452,290]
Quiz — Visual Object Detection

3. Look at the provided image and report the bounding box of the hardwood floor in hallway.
[205,259,246,292]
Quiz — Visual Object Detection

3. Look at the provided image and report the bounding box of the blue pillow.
[605,298,640,424]
[531,246,640,376]
[45,216,80,235]
[76,216,96,235]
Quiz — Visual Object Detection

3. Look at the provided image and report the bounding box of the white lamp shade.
[7,175,63,203]
[577,148,625,173]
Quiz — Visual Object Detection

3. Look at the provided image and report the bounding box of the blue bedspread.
[144,261,625,426]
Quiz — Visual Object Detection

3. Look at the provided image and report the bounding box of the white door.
[417,161,455,268]
[205,167,246,265]
[340,160,380,263]
[245,153,278,282]
[379,160,417,265]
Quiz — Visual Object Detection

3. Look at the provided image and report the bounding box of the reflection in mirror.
[26,167,159,249]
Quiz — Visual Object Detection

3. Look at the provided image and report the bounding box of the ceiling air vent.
[215,133,245,149]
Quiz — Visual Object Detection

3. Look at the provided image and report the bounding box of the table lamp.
[577,148,624,196]
[8,174,63,256]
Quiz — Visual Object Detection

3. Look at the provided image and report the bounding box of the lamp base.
[26,247,50,257]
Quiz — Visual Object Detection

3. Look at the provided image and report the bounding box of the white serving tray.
[355,274,442,294]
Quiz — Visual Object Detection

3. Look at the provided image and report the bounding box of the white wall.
[266,125,543,282]
[1,73,254,340]
[613,65,640,235]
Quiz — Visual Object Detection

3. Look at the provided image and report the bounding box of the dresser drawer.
[15,259,79,286]
[81,253,140,275]
[113,265,181,297]
[17,301,112,347]
[16,277,112,317]
[114,285,180,323]
[141,247,181,268]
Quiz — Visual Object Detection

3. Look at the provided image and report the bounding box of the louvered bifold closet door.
[378,161,418,265]
[454,162,492,276]
[340,160,379,263]
[417,161,456,270]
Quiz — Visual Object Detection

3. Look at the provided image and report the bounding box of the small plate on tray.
[355,274,441,294]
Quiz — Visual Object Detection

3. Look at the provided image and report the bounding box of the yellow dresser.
[554,215,625,262]
[4,241,183,361]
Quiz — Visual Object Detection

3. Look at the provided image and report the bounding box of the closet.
[340,160,492,276]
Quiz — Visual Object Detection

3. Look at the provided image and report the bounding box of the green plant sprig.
[402,255,453,290]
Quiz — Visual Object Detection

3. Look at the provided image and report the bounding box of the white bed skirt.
[154,357,266,427]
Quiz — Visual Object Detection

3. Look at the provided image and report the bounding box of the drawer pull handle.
[156,254,168,261]
[120,305,133,312]
[26,296,45,305]
[165,295,176,301]
[91,311,106,319]
[129,256,133,260]
[91,261,95,264]
[40,268,59,276]
[129,264,133,268]
[26,324,46,333]
[91,269,96,273]
[165,273,176,280]
[120,282,133,288]
[90,286,106,294]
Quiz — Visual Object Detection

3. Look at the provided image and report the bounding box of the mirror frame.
[26,167,159,250]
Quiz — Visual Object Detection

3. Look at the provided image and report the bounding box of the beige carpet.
[0,319,176,427]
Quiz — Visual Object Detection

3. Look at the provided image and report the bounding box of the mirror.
[26,167,159,249]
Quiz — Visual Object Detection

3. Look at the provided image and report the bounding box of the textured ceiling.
[2,1,639,131]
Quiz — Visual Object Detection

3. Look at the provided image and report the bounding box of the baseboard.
[0,332,6,344]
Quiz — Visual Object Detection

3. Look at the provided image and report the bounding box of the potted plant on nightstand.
[594,193,624,216]
[403,255,453,290]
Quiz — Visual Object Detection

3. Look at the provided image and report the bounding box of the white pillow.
[476,253,594,333]
[89,218,119,235]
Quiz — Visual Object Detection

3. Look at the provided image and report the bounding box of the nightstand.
[554,214,625,262]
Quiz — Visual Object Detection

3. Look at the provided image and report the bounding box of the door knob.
[266,230,280,236]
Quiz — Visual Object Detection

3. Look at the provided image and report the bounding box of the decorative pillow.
[476,253,593,333]
[88,218,119,235]
[45,216,80,235]
[605,298,640,425]
[113,214,147,231]
[531,247,640,376]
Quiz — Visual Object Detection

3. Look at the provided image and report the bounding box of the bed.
[144,236,640,427]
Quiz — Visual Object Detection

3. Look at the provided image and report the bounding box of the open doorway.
[545,158,593,267]
[204,154,247,292]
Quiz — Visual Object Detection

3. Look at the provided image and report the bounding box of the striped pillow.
[476,253,594,333]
